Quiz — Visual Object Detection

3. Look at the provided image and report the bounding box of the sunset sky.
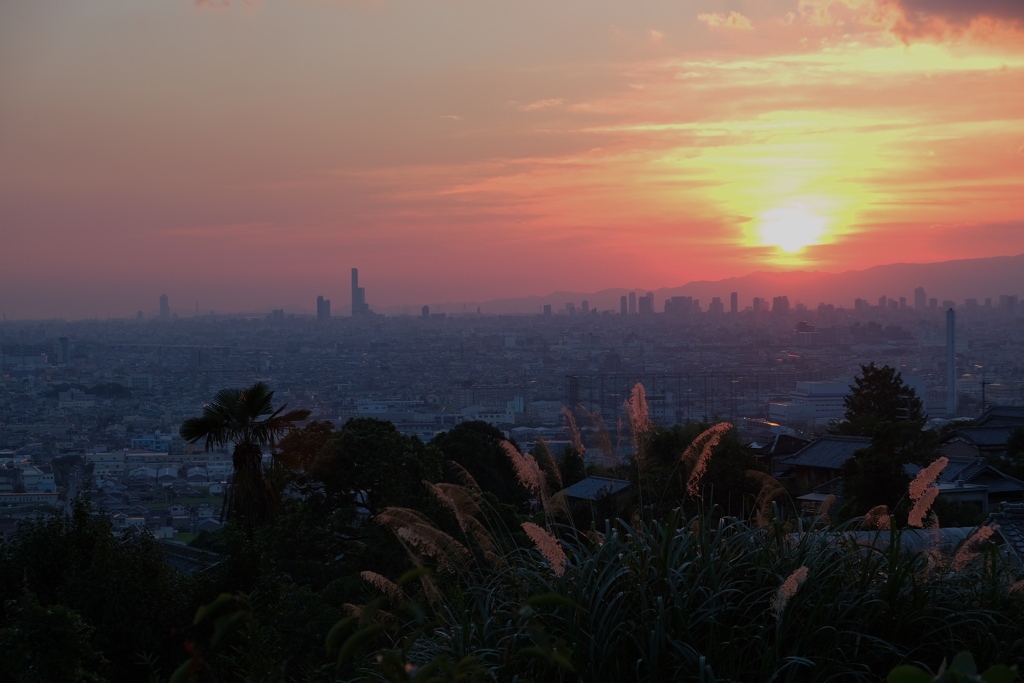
[2,0,1023,318]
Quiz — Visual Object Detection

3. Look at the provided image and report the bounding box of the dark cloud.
[897,0,1024,23]
[886,0,1024,37]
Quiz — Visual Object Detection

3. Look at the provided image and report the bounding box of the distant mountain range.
[379,253,1024,315]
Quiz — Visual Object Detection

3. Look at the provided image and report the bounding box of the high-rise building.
[730,292,738,314]
[56,337,70,365]
[581,300,589,315]
[752,297,764,314]
[422,305,430,319]
[772,296,790,315]
[665,296,692,315]
[543,304,552,316]
[914,287,926,310]
[316,295,331,320]
[620,296,628,315]
[351,268,371,316]
[639,292,654,315]
[709,297,724,314]
[877,296,887,309]
[628,292,637,315]
[946,308,957,416]
[159,294,169,320]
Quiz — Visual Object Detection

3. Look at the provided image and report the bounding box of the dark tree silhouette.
[180,382,310,530]
[834,364,938,518]
[834,362,925,436]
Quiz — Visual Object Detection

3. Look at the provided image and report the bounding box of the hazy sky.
[2,0,1023,318]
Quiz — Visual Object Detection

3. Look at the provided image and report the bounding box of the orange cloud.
[697,12,754,30]
[518,98,567,111]
[795,0,1024,42]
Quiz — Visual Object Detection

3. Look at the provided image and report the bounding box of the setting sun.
[759,207,828,253]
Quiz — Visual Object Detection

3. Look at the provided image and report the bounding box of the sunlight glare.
[759,206,828,253]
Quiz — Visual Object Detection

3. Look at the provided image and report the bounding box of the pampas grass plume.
[909,457,948,500]
[522,521,567,577]
[771,566,809,619]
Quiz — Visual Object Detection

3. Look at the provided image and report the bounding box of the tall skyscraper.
[946,308,957,416]
[730,292,738,314]
[316,295,331,320]
[639,292,654,315]
[772,295,790,315]
[914,287,926,310]
[159,294,169,320]
[57,337,70,365]
[620,296,627,315]
[351,268,371,316]
[422,305,430,319]
[628,292,637,315]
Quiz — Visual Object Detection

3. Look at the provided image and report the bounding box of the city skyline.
[2,1,1024,319]
[8,252,1024,321]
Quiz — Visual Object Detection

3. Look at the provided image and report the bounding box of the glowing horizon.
[1,0,1023,318]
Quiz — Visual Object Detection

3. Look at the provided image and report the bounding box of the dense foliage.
[834,364,941,518]
[335,513,1024,682]
[2,383,1022,682]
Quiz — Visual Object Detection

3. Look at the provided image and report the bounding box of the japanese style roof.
[751,434,812,458]
[976,406,1024,428]
[776,435,872,471]
[944,427,1017,448]
[906,458,1024,494]
[988,502,1024,567]
[562,476,632,501]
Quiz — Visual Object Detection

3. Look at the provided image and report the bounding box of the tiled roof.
[752,434,811,457]
[562,476,631,501]
[947,427,1016,447]
[988,503,1024,566]
[905,458,1024,494]
[777,435,872,470]
[977,406,1024,427]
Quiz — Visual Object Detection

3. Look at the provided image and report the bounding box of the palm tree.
[180,382,310,530]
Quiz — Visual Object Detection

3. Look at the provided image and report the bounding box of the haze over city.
[3,0,1024,319]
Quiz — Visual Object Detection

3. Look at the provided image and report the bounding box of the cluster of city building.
[2,276,1023,533]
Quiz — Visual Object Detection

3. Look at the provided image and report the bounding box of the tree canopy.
[180,382,310,530]
[834,362,925,436]
[835,364,938,517]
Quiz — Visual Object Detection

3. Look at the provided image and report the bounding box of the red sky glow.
[2,0,1023,318]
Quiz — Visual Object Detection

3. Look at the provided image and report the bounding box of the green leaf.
[398,567,432,587]
[981,665,1019,683]
[518,646,577,673]
[325,615,359,656]
[168,659,194,683]
[336,624,384,670]
[952,652,978,676]
[193,593,242,626]
[887,665,934,683]
[524,593,579,611]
